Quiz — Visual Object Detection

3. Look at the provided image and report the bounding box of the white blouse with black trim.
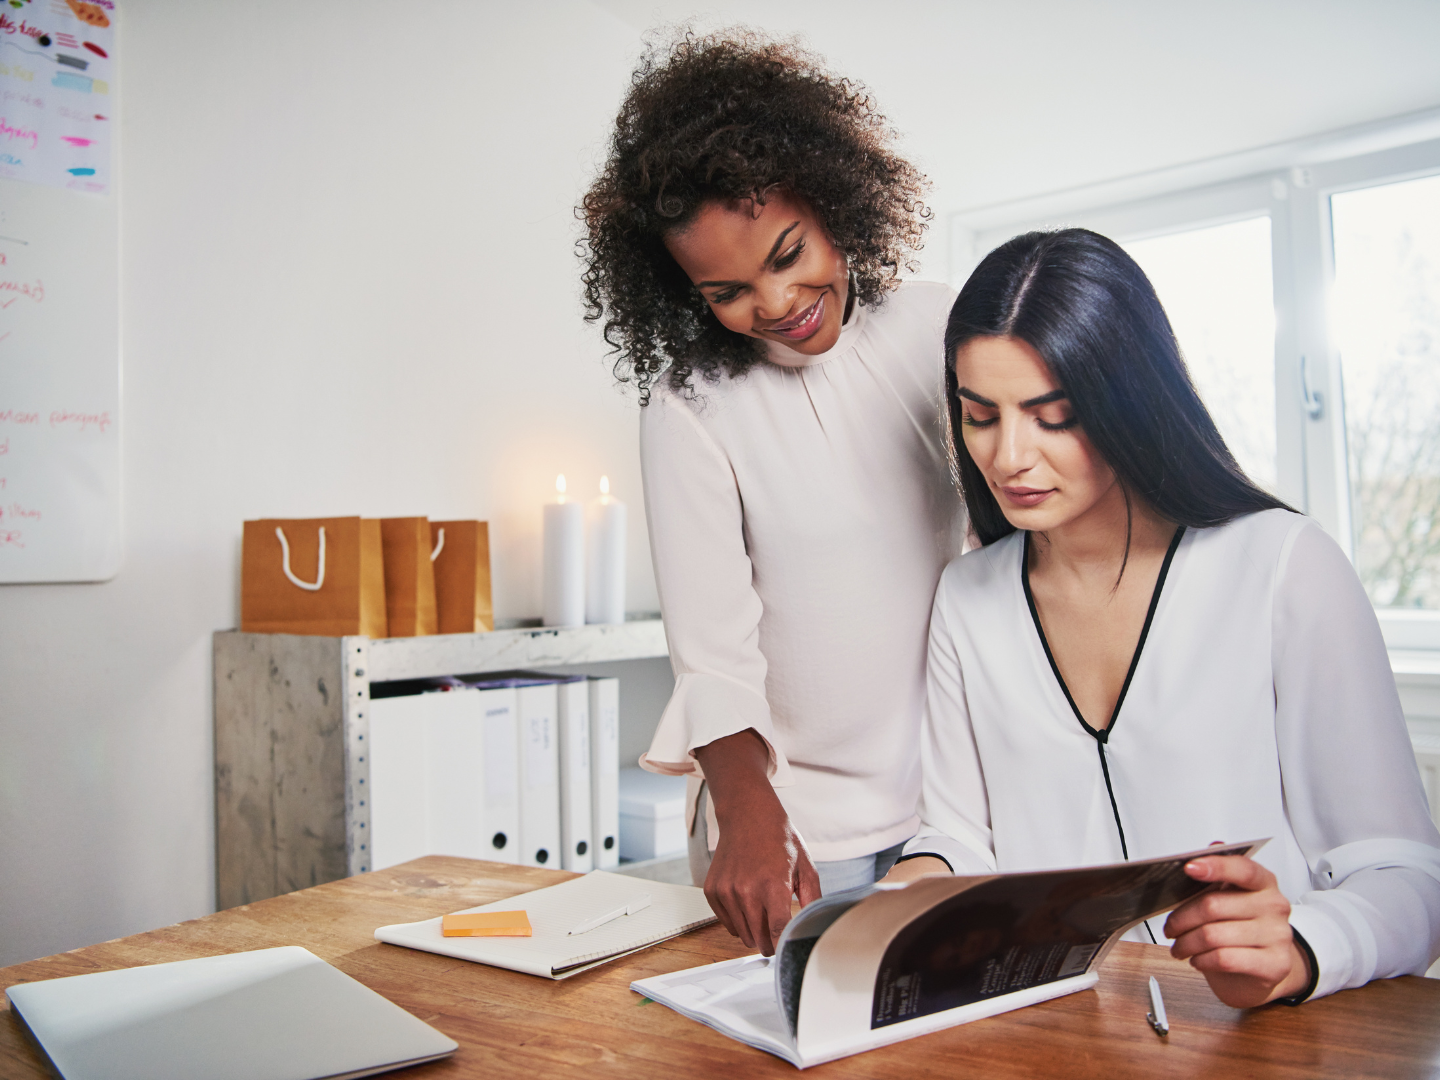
[902,508,1440,1001]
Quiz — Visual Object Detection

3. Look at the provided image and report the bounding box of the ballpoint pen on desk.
[567,893,652,936]
[1146,976,1170,1037]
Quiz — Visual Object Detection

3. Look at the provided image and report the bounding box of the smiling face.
[954,335,1121,534]
[662,190,850,362]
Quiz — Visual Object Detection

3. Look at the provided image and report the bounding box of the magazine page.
[795,840,1264,1059]
[630,887,887,1066]
[633,885,902,1066]
[773,883,881,1036]
[630,955,799,1066]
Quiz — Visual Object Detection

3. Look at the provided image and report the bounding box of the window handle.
[1300,354,1325,420]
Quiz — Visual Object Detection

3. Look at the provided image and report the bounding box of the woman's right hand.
[694,729,821,956]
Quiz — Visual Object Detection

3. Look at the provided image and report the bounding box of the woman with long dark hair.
[581,31,965,955]
[886,228,1440,1007]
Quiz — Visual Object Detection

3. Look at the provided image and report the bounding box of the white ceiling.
[589,0,1440,220]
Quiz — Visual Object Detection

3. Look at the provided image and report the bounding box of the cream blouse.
[904,508,1440,1000]
[638,281,965,862]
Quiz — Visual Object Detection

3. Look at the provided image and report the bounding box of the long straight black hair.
[945,228,1292,545]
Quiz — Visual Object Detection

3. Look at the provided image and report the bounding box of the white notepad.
[4,946,457,1080]
[374,870,716,979]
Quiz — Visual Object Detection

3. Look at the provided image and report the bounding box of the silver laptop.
[6,946,458,1080]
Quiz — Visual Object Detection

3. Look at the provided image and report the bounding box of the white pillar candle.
[586,476,627,625]
[543,474,585,627]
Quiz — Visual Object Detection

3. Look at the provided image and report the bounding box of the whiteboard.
[0,176,120,581]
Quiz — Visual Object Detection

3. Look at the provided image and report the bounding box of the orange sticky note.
[441,910,532,937]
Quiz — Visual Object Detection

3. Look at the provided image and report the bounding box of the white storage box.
[618,768,688,861]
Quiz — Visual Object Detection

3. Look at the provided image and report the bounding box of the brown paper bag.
[430,520,493,634]
[379,518,439,637]
[241,517,388,637]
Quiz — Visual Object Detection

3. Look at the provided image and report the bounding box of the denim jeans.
[688,781,906,895]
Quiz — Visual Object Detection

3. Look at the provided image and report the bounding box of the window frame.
[945,107,1440,650]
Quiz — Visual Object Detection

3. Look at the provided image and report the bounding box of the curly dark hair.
[579,29,931,404]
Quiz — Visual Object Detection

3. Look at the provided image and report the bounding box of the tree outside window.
[1333,173,1440,610]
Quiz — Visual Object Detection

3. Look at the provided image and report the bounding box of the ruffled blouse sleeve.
[637,386,793,786]
[1273,521,1440,999]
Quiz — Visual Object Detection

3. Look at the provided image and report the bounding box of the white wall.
[0,0,648,966]
[602,0,1440,259]
[3,0,1439,967]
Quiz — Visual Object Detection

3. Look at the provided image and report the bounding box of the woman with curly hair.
[580,31,965,955]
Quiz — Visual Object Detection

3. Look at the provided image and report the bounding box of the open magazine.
[631,840,1265,1069]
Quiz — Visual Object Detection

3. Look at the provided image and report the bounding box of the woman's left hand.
[1163,854,1311,1008]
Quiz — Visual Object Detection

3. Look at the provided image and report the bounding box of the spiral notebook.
[374,870,716,978]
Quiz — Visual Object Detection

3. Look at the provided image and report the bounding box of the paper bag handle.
[431,527,445,562]
[275,526,326,591]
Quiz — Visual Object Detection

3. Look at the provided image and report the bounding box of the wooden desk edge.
[3,857,1439,1080]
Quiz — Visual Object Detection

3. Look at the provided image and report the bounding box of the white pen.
[567,893,652,936]
[1146,975,1169,1037]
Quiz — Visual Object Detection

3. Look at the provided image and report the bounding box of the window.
[1331,173,1440,611]
[1124,218,1277,492]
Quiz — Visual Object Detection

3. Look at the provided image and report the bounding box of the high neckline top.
[639,280,964,862]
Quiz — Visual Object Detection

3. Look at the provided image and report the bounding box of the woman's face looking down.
[954,336,1120,535]
[663,190,851,363]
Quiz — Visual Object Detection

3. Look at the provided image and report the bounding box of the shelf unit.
[213,624,1437,911]
[213,620,668,910]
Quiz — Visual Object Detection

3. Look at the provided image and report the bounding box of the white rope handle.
[276,526,326,591]
[430,527,445,562]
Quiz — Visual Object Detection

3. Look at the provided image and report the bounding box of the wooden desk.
[4,857,1439,1079]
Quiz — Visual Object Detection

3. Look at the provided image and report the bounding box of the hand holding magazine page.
[631,840,1266,1069]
